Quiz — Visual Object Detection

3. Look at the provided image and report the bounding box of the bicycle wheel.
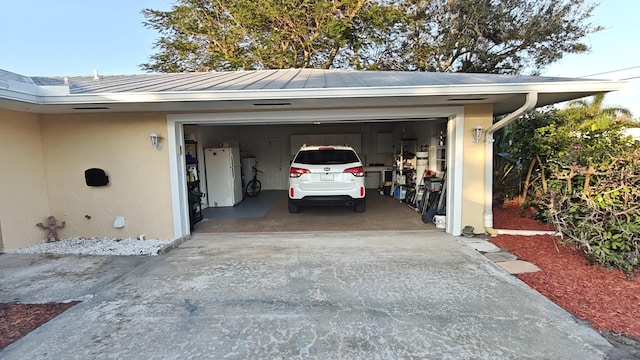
[245,179,262,197]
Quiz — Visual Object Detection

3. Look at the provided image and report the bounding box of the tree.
[392,0,600,74]
[141,0,600,74]
[141,0,378,71]
[565,93,634,122]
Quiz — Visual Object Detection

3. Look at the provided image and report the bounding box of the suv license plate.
[320,173,334,181]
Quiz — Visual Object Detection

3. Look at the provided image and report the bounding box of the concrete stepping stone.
[497,260,541,274]
[484,251,517,262]
[461,238,501,253]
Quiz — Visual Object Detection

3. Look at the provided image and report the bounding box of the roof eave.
[0,79,626,115]
[37,80,624,105]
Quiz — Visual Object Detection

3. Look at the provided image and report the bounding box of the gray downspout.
[484,92,538,235]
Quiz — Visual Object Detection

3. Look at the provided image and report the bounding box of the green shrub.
[495,97,639,273]
[543,119,640,272]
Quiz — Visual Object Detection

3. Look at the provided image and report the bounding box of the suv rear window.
[294,149,360,165]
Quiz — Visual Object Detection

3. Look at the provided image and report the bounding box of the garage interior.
[183,119,447,233]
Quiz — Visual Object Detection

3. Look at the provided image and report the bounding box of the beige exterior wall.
[1,104,492,249]
[0,110,51,251]
[460,104,494,232]
[39,112,174,241]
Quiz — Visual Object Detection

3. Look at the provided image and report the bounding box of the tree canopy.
[141,0,600,74]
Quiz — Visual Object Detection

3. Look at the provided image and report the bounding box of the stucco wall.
[0,109,51,251]
[39,113,174,240]
[460,104,494,232]
[1,106,491,248]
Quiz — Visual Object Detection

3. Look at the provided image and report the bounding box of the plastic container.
[416,151,429,165]
[433,215,446,228]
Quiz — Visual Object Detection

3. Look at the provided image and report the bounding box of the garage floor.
[195,190,437,233]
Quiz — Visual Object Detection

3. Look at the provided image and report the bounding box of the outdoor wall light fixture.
[472,125,484,143]
[150,132,161,149]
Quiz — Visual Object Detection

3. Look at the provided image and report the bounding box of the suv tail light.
[290,167,310,178]
[344,166,364,177]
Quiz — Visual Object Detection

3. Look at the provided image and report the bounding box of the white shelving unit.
[435,122,447,173]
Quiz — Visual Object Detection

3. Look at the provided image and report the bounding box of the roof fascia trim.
[0,88,40,103]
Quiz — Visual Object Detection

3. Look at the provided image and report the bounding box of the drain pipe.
[484,92,538,236]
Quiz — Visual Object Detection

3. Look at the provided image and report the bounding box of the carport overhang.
[0,73,626,239]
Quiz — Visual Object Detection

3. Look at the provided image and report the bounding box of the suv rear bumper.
[290,195,365,207]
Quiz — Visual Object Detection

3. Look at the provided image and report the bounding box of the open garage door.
[167,106,464,239]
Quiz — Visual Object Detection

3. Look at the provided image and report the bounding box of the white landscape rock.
[7,237,173,256]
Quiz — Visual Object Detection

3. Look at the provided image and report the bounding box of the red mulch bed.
[491,200,640,339]
[492,234,640,338]
[492,199,554,231]
[0,302,78,350]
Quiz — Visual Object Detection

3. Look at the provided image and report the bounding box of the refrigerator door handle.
[230,152,236,180]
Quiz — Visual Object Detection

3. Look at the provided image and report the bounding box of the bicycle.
[245,166,263,197]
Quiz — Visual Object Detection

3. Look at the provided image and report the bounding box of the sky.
[1,0,638,117]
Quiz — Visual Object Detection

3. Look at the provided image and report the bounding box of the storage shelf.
[185,140,203,229]
[393,138,418,202]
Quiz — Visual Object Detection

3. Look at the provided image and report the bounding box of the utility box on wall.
[84,168,109,186]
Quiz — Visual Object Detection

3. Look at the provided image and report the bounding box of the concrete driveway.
[1,231,613,359]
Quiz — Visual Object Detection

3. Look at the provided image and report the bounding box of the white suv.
[288,145,366,213]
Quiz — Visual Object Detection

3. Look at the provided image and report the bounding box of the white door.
[259,138,284,190]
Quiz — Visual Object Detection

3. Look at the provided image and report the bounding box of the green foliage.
[395,0,600,74]
[547,139,640,272]
[564,93,633,122]
[496,95,639,272]
[141,0,378,71]
[493,107,567,203]
[141,0,599,73]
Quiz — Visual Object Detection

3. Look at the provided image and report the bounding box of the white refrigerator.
[204,147,243,207]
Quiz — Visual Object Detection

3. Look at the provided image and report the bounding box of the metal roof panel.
[1,68,623,115]
[27,69,587,95]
